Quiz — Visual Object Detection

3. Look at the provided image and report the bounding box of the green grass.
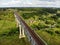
[36,30,60,45]
[0,34,30,45]
[0,10,30,45]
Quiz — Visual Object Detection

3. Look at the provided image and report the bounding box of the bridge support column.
[19,25,22,38]
[19,25,25,38]
[22,27,25,37]
[15,18,19,28]
[16,21,19,28]
[14,15,18,28]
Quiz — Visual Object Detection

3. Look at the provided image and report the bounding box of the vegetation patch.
[0,9,30,45]
[19,8,60,45]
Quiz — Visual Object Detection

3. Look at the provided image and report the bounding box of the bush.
[45,30,53,35]
[56,24,60,28]
[51,15,58,20]
[56,13,60,17]
[0,18,2,20]
[31,24,39,30]
[7,28,19,36]
[45,20,55,24]
[55,31,60,34]
[22,13,31,19]
[0,28,19,36]
[38,23,47,29]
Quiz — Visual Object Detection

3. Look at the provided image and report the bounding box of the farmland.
[18,8,60,45]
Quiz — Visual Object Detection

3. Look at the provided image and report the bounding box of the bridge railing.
[14,12,47,45]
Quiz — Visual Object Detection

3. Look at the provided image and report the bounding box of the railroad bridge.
[14,12,47,45]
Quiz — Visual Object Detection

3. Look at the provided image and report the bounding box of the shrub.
[0,18,2,20]
[0,28,19,36]
[7,28,19,36]
[31,24,39,30]
[55,31,60,34]
[45,30,53,35]
[38,23,46,29]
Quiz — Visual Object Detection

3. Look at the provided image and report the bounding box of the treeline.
[0,7,60,14]
[16,8,58,13]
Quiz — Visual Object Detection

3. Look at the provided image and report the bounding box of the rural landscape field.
[0,8,30,45]
[18,8,60,45]
[0,8,60,45]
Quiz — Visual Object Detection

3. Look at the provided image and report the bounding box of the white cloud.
[0,0,60,8]
[0,0,20,5]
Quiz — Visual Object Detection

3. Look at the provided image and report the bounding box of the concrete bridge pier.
[22,27,25,37]
[14,15,25,38]
[19,24,25,38]
[16,20,19,28]
[15,16,19,28]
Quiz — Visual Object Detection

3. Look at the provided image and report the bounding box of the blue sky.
[0,0,60,7]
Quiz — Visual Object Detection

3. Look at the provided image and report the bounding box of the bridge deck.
[14,12,46,45]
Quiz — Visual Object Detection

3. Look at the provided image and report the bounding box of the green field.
[18,8,60,45]
[0,9,30,45]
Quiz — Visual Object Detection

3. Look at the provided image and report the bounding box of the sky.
[0,0,60,8]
